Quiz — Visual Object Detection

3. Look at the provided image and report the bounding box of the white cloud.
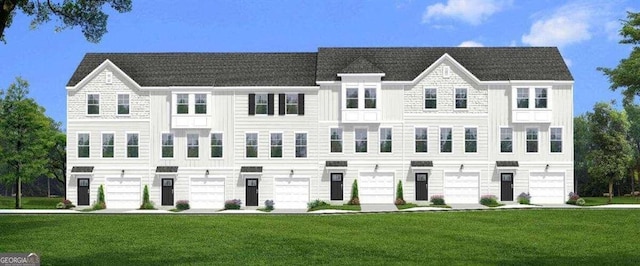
[422,0,512,26]
[458,40,484,47]
[605,20,620,41]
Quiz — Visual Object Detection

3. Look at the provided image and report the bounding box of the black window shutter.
[268,94,274,115]
[279,94,285,115]
[298,93,305,115]
[248,94,255,115]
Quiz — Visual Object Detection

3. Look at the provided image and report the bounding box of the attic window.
[442,66,451,78]
[105,71,113,84]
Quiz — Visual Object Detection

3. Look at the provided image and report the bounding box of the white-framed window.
[295,133,307,158]
[455,88,467,109]
[379,128,392,153]
[102,133,114,158]
[77,133,90,158]
[177,94,189,114]
[464,127,477,153]
[517,88,529,108]
[195,94,207,114]
[117,94,130,115]
[87,94,100,115]
[364,88,376,109]
[330,128,343,153]
[415,127,428,153]
[270,133,282,158]
[355,128,368,153]
[161,133,173,158]
[246,133,258,158]
[105,71,113,84]
[550,127,562,153]
[500,128,513,153]
[526,128,538,153]
[126,133,139,158]
[440,128,452,153]
[286,94,299,114]
[424,88,437,109]
[535,88,548,108]
[187,133,199,158]
[346,88,358,109]
[256,94,268,115]
[211,133,223,158]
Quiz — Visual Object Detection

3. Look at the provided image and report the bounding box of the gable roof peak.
[339,56,384,74]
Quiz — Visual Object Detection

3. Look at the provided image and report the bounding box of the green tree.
[574,115,596,195]
[624,104,640,193]
[0,0,132,43]
[0,77,54,208]
[47,120,66,198]
[586,102,632,203]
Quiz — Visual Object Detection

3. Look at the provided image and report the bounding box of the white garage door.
[358,172,394,204]
[444,173,479,204]
[274,178,309,209]
[190,178,225,209]
[529,172,565,204]
[106,177,141,209]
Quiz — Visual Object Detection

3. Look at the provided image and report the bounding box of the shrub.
[395,180,406,205]
[567,192,580,205]
[264,200,275,211]
[307,199,329,209]
[430,195,445,205]
[576,198,586,206]
[224,199,242,210]
[480,195,500,207]
[92,185,106,210]
[140,185,155,209]
[517,192,531,204]
[57,199,76,209]
[348,180,360,205]
[56,202,66,209]
[176,200,190,211]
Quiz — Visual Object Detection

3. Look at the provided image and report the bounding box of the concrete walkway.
[360,204,399,212]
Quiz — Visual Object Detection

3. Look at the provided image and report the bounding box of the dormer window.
[346,88,358,108]
[342,83,380,110]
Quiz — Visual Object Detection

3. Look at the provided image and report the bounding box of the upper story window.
[440,128,452,153]
[270,133,282,158]
[286,94,298,114]
[278,93,305,115]
[161,133,174,158]
[364,88,376,109]
[550,127,562,153]
[465,128,477,153]
[346,88,358,109]
[127,133,139,158]
[211,133,223,158]
[256,94,268,115]
[455,88,467,109]
[526,128,538,153]
[424,88,437,109]
[535,88,548,108]
[177,94,189,114]
[102,133,114,158]
[330,128,343,153]
[249,93,274,115]
[78,133,90,158]
[195,94,207,114]
[246,133,258,158]
[514,87,551,109]
[117,94,130,115]
[379,128,392,153]
[415,128,428,153]
[517,88,529,108]
[500,128,513,153]
[355,128,368,153]
[87,94,100,115]
[295,133,307,158]
[187,134,199,158]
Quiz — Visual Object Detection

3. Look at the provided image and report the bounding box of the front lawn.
[582,196,640,206]
[1,210,638,265]
[0,196,60,209]
[308,204,361,212]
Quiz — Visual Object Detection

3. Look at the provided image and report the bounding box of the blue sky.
[0,0,637,126]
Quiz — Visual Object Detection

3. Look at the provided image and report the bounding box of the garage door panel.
[444,173,479,204]
[359,173,394,204]
[190,178,225,209]
[529,173,564,204]
[106,178,141,209]
[274,179,309,209]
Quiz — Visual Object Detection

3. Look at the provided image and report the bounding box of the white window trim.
[464,126,478,154]
[125,131,140,159]
[354,127,368,153]
[116,93,131,116]
[171,92,212,115]
[285,92,301,116]
[499,126,514,154]
[105,71,113,84]
[423,88,437,111]
[454,88,468,110]
[86,93,100,116]
[378,127,393,154]
[442,65,451,78]
[210,131,224,159]
[255,93,269,116]
[414,126,429,154]
[245,132,259,159]
[439,126,453,154]
[186,133,200,159]
[534,87,551,109]
[294,131,308,158]
[511,86,552,110]
[160,132,174,159]
[269,131,284,159]
[101,131,116,158]
[549,126,564,155]
[194,93,208,115]
[329,127,344,154]
[525,127,539,154]
[342,83,381,111]
[76,132,91,159]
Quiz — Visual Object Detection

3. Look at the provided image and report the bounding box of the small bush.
[93,185,106,210]
[176,200,190,210]
[517,192,531,204]
[576,198,586,206]
[567,192,581,205]
[307,199,329,209]
[430,195,445,205]
[480,195,500,207]
[56,202,66,209]
[395,180,406,205]
[264,200,275,211]
[140,185,155,209]
[349,180,360,205]
[224,199,242,210]
[92,201,106,210]
[57,199,75,209]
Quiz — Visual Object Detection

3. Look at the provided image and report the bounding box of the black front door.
[161,178,174,206]
[78,178,90,205]
[330,173,343,200]
[415,173,428,200]
[246,179,259,206]
[501,173,514,201]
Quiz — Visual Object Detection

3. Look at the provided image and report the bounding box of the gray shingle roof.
[67,53,318,87]
[339,57,384,74]
[317,47,573,81]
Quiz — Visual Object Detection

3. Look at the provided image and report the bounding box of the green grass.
[0,210,639,265]
[308,204,361,212]
[396,203,418,209]
[582,196,640,206]
[0,196,60,209]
